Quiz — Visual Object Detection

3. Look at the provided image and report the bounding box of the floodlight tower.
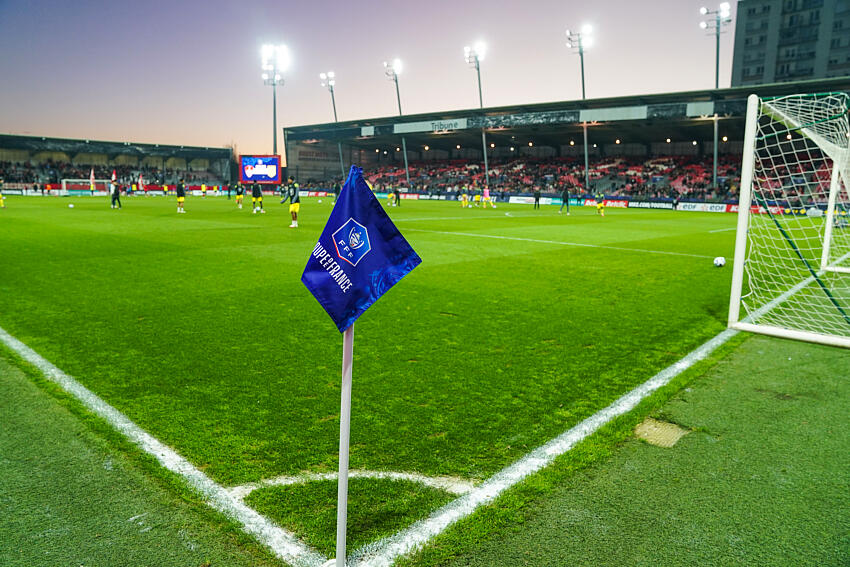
[261,44,289,155]
[566,25,593,193]
[320,71,346,180]
[464,42,490,188]
[383,58,412,189]
[700,2,733,191]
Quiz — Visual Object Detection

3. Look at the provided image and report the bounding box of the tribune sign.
[394,118,468,134]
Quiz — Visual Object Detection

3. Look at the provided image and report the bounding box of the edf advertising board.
[239,155,282,184]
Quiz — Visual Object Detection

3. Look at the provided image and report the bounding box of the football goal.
[61,179,112,194]
[728,93,850,348]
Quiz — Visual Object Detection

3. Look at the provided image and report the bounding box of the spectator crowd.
[0,160,222,187]
[301,155,743,202]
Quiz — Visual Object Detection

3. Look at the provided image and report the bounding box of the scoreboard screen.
[239,155,282,184]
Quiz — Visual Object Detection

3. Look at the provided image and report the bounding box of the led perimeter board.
[239,155,282,184]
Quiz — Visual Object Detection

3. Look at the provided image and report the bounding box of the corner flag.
[301,165,421,567]
[302,165,421,332]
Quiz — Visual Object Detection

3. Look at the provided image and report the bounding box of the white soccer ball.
[318,199,322,203]
[713,256,726,267]
[68,203,74,208]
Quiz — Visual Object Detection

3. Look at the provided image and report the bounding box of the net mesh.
[741,93,850,339]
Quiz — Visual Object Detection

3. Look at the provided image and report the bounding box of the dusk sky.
[0,0,738,155]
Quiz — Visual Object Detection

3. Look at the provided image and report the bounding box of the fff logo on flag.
[332,218,371,266]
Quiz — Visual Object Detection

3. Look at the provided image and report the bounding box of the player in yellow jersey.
[280,176,300,227]
[596,192,605,217]
[201,183,207,198]
[0,177,5,208]
[460,188,469,208]
[234,182,244,209]
[251,182,265,213]
[473,191,481,207]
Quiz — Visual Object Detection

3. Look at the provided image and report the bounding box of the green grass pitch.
[0,194,737,556]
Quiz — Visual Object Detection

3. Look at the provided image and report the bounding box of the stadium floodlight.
[699,3,733,192]
[320,71,346,179]
[566,24,594,192]
[260,43,289,155]
[383,58,411,188]
[384,58,403,77]
[464,41,491,187]
[699,3,733,89]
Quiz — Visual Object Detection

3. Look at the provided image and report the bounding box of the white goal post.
[728,93,850,348]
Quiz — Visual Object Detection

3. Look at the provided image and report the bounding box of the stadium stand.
[0,134,231,190]
[301,154,742,202]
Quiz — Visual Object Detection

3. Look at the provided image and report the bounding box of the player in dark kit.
[280,176,300,228]
[176,179,186,213]
[559,184,570,215]
[251,182,265,213]
[110,180,122,209]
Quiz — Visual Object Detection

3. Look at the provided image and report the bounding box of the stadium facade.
[731,0,850,86]
[283,77,850,184]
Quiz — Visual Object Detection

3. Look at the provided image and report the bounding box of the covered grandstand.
[0,134,232,193]
[283,77,850,200]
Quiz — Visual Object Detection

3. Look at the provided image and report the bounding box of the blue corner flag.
[302,166,422,332]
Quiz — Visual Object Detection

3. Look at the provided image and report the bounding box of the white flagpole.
[335,323,354,567]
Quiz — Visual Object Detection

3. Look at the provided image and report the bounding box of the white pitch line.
[708,227,737,233]
[348,327,739,567]
[407,228,715,259]
[393,212,543,222]
[228,471,474,501]
[0,327,328,567]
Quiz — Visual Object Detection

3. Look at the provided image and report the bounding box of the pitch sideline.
[0,327,328,567]
[407,228,717,259]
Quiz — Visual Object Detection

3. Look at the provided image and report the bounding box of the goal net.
[61,179,112,194]
[728,93,850,348]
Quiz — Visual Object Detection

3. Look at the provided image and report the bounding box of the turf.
[246,478,456,557]
[410,334,850,567]
[0,194,738,556]
[0,354,280,567]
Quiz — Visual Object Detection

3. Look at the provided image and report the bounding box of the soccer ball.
[68,203,74,208]
[713,256,726,267]
[318,199,322,203]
